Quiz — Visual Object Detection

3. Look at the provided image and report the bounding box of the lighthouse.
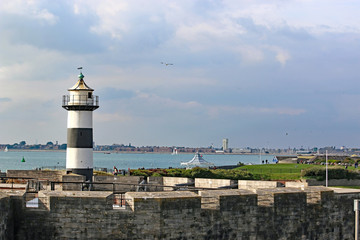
[62,69,99,181]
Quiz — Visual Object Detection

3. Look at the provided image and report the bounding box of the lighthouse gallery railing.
[62,95,99,106]
[62,95,99,110]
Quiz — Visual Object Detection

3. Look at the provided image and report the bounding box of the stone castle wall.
[0,186,359,239]
[0,193,11,240]
[7,170,65,182]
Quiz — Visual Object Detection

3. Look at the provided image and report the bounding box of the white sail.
[4,146,8,152]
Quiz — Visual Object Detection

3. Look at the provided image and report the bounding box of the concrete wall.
[306,179,360,186]
[92,175,145,192]
[238,180,284,190]
[285,181,309,188]
[6,170,66,182]
[62,174,86,191]
[1,186,359,239]
[195,178,236,188]
[163,177,194,191]
[147,176,163,191]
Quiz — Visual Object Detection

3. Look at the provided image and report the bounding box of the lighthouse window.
[88,92,92,98]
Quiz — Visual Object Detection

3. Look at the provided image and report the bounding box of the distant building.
[222,138,229,151]
[232,148,252,154]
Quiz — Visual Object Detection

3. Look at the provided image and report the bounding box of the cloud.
[95,113,132,123]
[0,98,11,102]
[0,0,58,25]
[1,0,360,147]
[206,105,306,118]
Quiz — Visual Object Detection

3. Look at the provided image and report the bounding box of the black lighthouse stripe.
[67,128,93,148]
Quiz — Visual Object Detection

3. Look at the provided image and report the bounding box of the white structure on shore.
[181,152,214,167]
[62,70,99,181]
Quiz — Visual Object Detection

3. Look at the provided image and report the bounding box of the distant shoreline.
[2,149,275,155]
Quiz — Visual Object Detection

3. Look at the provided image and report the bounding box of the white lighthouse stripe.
[67,111,93,128]
[66,148,93,169]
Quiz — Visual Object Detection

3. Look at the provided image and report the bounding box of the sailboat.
[171,148,178,155]
[4,146,8,152]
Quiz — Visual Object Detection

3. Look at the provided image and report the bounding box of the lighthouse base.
[66,168,93,181]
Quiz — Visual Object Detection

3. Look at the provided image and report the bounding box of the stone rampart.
[6,170,65,181]
[238,180,284,189]
[195,178,236,188]
[306,179,360,186]
[92,175,145,192]
[163,177,194,191]
[0,193,11,239]
[1,186,359,239]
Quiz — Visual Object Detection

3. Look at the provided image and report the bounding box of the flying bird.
[161,62,174,66]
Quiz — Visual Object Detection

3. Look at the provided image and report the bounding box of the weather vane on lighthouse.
[62,68,99,181]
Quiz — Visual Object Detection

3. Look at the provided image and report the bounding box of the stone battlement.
[1,186,359,239]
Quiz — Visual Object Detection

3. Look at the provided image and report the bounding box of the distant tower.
[62,69,99,181]
[222,138,229,151]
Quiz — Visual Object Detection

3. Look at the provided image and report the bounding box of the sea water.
[0,151,274,172]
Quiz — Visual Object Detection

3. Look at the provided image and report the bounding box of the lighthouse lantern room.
[62,70,99,181]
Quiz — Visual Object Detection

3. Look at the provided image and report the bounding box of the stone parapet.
[6,170,66,181]
[1,184,360,239]
[238,180,284,189]
[199,189,256,210]
[163,177,194,191]
[62,174,86,191]
[195,178,236,188]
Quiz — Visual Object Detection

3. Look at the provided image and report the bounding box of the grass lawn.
[333,186,360,189]
[236,163,320,180]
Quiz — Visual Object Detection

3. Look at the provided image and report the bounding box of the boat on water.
[4,146,8,152]
[171,148,178,155]
[180,152,214,168]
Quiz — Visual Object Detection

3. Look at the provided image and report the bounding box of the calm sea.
[0,151,274,172]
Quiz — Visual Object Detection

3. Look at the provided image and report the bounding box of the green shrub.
[301,166,360,180]
[151,172,163,177]
[129,167,271,180]
[188,167,216,179]
[130,169,151,177]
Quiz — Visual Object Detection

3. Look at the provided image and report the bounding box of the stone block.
[199,189,256,210]
[238,180,283,190]
[195,178,236,189]
[62,174,85,191]
[163,177,194,191]
[125,191,200,212]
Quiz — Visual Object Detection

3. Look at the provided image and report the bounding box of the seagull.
[161,62,173,66]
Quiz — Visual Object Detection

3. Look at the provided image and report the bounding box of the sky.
[1,0,360,149]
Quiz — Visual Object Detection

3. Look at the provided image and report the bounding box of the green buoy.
[21,156,25,162]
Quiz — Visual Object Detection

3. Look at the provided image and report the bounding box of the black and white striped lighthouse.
[62,69,99,181]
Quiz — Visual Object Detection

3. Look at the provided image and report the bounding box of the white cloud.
[0,0,58,24]
[234,45,264,63]
[207,105,306,118]
[95,113,132,123]
[265,45,291,66]
[135,92,202,110]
